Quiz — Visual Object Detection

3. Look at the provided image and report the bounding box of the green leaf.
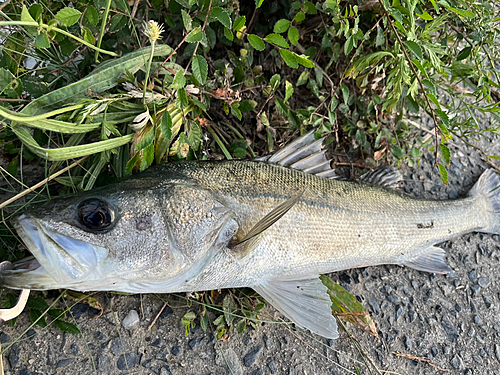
[440,144,451,165]
[160,110,173,140]
[181,10,193,32]
[269,74,281,93]
[224,27,234,42]
[255,0,265,8]
[237,319,246,334]
[303,1,317,14]
[53,319,81,334]
[294,11,305,23]
[21,4,36,22]
[274,19,291,33]
[416,11,433,20]
[438,163,448,185]
[265,33,290,48]
[297,71,309,86]
[233,16,246,31]
[285,80,294,102]
[27,294,50,310]
[176,88,189,109]
[288,26,299,46]
[187,121,202,150]
[135,126,155,151]
[279,49,298,68]
[239,100,257,112]
[186,27,204,43]
[320,275,377,336]
[171,70,186,90]
[446,6,475,19]
[192,55,208,84]
[7,157,18,176]
[29,309,47,328]
[404,41,423,60]
[211,7,232,29]
[231,102,242,120]
[140,143,155,171]
[84,5,99,26]
[340,84,349,104]
[81,26,96,45]
[35,33,50,49]
[248,34,265,51]
[294,53,314,68]
[456,46,471,61]
[55,7,82,27]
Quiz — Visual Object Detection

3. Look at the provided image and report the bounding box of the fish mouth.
[0,215,106,290]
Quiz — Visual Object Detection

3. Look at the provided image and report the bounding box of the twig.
[393,351,450,372]
[148,302,167,331]
[0,156,89,210]
[0,0,11,12]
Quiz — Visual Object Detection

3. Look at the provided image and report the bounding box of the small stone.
[96,331,105,340]
[88,343,96,350]
[448,191,458,199]
[26,329,37,339]
[473,355,482,364]
[160,305,174,319]
[495,344,500,362]
[171,346,181,356]
[252,369,263,375]
[142,359,154,368]
[188,337,205,349]
[215,348,243,375]
[405,336,412,350]
[71,303,89,319]
[244,346,263,367]
[71,343,79,356]
[395,305,403,320]
[328,339,335,348]
[468,327,475,337]
[56,358,75,368]
[161,365,174,375]
[151,338,162,347]
[451,354,463,369]
[388,295,400,304]
[98,355,114,374]
[474,315,482,324]
[478,277,491,288]
[471,285,481,297]
[483,295,492,308]
[0,333,10,344]
[455,303,462,312]
[117,352,137,370]
[268,361,277,374]
[468,270,477,283]
[441,315,459,342]
[480,348,487,357]
[122,310,140,329]
[368,298,381,315]
[111,337,132,356]
[431,347,438,357]
[470,300,477,313]
[8,344,20,368]
[386,334,394,345]
[443,346,451,355]
[464,369,472,375]
[263,334,273,350]
[408,310,416,323]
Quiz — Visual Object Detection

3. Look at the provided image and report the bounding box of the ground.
[1,113,500,375]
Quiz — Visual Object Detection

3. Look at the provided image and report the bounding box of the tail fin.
[469,169,500,234]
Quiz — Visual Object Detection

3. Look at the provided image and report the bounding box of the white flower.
[143,21,164,43]
[130,109,152,132]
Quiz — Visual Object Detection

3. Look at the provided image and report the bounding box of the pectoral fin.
[253,275,339,339]
[403,246,452,274]
[231,191,304,258]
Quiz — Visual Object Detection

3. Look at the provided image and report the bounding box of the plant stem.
[0,104,85,123]
[143,41,155,106]
[95,0,113,62]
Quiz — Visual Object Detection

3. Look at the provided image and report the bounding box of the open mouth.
[0,215,105,290]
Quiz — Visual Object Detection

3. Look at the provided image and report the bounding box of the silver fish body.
[2,133,500,339]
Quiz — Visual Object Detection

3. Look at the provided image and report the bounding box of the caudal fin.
[469,169,500,234]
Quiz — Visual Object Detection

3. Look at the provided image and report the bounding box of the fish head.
[1,175,238,292]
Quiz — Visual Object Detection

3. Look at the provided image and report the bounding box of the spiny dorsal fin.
[357,165,402,189]
[231,191,304,258]
[254,130,339,179]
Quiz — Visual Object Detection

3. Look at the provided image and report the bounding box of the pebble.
[188,337,205,349]
[215,348,243,375]
[151,338,163,347]
[408,310,416,323]
[96,331,105,340]
[441,315,459,342]
[8,344,20,368]
[56,358,75,368]
[471,285,481,296]
[444,346,451,355]
[495,344,500,362]
[451,354,463,369]
[468,327,475,337]
[71,343,79,356]
[98,355,114,373]
[263,334,273,350]
[117,352,137,370]
[160,305,174,319]
[404,336,412,350]
[122,310,140,329]
[268,361,277,374]
[395,305,403,320]
[478,277,491,288]
[474,315,482,324]
[368,298,381,315]
[469,269,478,283]
[470,300,477,313]
[464,369,472,375]
[111,337,132,356]
[455,303,462,312]
[0,333,10,344]
[171,346,181,355]
[26,329,37,339]
[431,347,438,357]
[244,346,263,367]
[483,295,492,308]
[252,369,263,375]
[161,365,174,375]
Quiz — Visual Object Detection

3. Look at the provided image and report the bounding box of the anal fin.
[253,275,339,339]
[403,246,452,274]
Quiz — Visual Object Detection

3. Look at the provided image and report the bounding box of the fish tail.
[469,169,500,234]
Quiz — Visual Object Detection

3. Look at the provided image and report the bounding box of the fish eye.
[77,199,114,232]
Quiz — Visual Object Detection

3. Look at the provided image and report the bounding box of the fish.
[1,131,499,339]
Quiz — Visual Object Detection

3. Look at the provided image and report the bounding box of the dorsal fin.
[254,131,339,179]
[357,166,402,188]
